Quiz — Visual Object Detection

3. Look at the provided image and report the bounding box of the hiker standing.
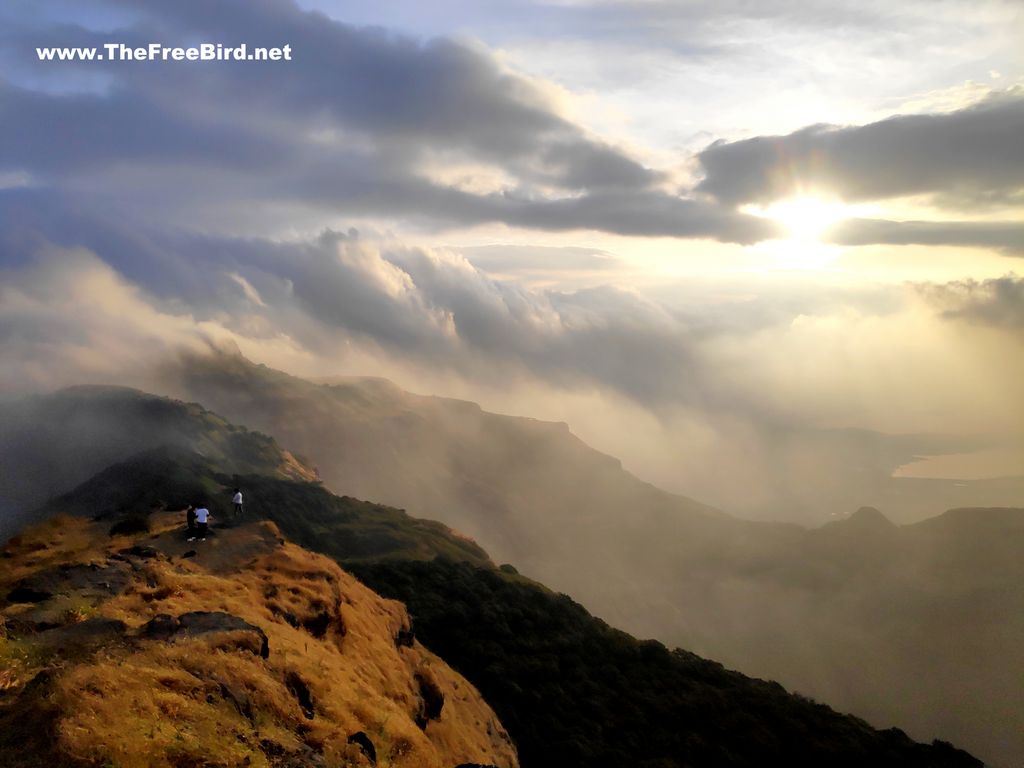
[191,505,211,542]
[232,488,243,518]
[186,505,197,537]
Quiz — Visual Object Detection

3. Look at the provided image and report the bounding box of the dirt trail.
[146,510,284,574]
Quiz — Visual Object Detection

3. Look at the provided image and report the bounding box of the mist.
[2,236,1021,526]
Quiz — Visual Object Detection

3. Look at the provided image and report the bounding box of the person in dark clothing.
[186,505,197,537]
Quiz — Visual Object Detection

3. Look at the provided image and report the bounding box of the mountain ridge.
[0,439,985,768]
[150,352,1024,766]
[3,374,1020,764]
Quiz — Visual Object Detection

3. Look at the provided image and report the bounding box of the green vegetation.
[37,447,491,566]
[349,558,982,768]
[40,446,234,521]
[0,385,316,538]
[233,473,492,564]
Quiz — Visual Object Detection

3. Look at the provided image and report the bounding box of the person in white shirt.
[189,505,211,541]
[232,488,243,518]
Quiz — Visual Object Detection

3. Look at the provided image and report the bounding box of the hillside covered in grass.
[0,512,517,768]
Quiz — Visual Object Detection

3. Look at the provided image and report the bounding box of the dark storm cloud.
[0,0,777,242]
[696,93,1024,206]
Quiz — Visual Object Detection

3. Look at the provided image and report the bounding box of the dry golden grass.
[278,449,319,483]
[0,515,100,592]
[1,514,518,768]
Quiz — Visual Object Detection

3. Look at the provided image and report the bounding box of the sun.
[759,197,851,241]
[742,197,855,269]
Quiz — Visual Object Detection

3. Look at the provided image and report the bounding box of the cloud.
[9,0,1016,255]
[696,90,1024,206]
[0,244,326,394]
[0,207,859,413]
[831,218,1024,255]
[0,0,777,243]
[0,247,209,392]
[459,244,622,273]
[919,275,1024,329]
[2,208,1016,432]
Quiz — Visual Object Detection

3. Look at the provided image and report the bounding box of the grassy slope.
[0,513,517,768]
[28,448,982,767]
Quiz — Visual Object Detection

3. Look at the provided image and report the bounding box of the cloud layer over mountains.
[3,217,1022,431]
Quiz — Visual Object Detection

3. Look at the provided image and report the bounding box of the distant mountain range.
[0,407,982,767]
[2,360,1021,765]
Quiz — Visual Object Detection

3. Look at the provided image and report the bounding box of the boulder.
[116,545,162,560]
[139,613,179,640]
[347,731,377,765]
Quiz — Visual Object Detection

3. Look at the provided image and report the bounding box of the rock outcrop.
[141,610,271,658]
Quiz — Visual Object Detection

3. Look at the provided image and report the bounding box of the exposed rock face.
[285,670,315,719]
[395,615,416,647]
[348,730,378,764]
[0,513,519,768]
[414,670,445,729]
[7,560,132,603]
[141,610,271,658]
[34,617,127,653]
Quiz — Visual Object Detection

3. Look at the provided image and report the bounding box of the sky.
[1,0,1022,520]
